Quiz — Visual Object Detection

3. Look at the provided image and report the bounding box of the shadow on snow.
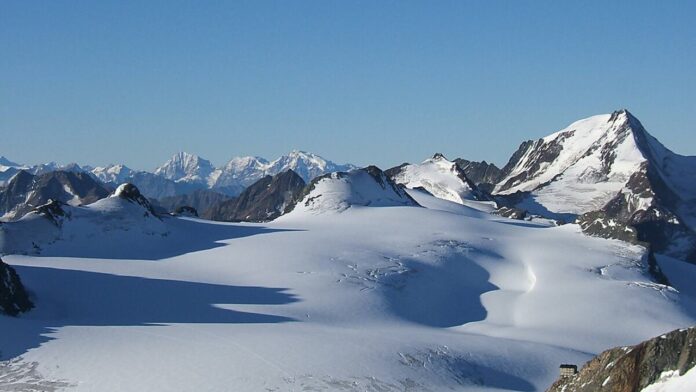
[34,218,303,260]
[0,266,299,360]
[382,246,499,328]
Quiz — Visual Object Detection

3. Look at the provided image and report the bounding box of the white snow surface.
[293,168,418,214]
[391,155,478,204]
[89,164,134,185]
[149,150,356,194]
[154,152,216,185]
[641,367,696,392]
[1,189,695,391]
[494,112,648,214]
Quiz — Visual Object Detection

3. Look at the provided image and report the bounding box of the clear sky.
[2,0,695,171]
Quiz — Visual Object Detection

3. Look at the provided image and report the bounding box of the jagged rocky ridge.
[453,158,502,192]
[204,170,306,222]
[547,327,696,392]
[0,170,110,221]
[0,183,167,256]
[0,257,33,316]
[482,110,696,262]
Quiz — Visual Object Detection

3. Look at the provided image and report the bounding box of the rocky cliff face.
[0,257,33,316]
[453,158,502,191]
[0,170,110,221]
[485,110,696,263]
[547,327,696,392]
[203,170,306,222]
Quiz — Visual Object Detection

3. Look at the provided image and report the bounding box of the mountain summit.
[488,109,696,261]
[154,152,216,185]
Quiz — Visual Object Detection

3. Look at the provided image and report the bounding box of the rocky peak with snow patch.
[112,183,158,217]
[490,109,696,262]
[387,154,489,204]
[205,169,306,222]
[289,166,419,214]
[0,170,110,221]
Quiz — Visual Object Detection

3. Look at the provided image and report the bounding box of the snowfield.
[1,190,696,391]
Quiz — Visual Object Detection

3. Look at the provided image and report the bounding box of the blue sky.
[2,1,695,170]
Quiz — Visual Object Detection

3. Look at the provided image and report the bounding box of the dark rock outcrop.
[454,159,502,191]
[155,189,232,216]
[32,199,70,227]
[493,206,527,220]
[203,170,306,222]
[547,327,696,392]
[0,257,33,316]
[113,183,159,218]
[174,206,198,217]
[0,170,110,220]
[574,113,696,263]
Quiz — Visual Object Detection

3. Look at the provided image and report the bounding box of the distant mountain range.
[0,150,356,200]
[2,109,695,263]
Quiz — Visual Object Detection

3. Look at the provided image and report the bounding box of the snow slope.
[390,154,480,204]
[493,110,696,226]
[292,166,418,214]
[495,112,647,214]
[1,184,695,391]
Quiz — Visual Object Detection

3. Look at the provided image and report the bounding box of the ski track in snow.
[1,191,696,391]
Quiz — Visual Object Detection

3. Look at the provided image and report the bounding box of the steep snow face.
[154,152,216,185]
[495,111,651,214]
[391,154,478,204]
[292,167,419,214]
[90,164,134,185]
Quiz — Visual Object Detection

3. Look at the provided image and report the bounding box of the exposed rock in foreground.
[547,327,696,392]
[0,257,33,316]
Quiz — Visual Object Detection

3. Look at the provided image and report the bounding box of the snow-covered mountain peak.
[154,152,215,184]
[289,166,419,215]
[267,150,332,178]
[387,154,484,205]
[107,183,158,216]
[494,109,653,200]
[90,164,135,185]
